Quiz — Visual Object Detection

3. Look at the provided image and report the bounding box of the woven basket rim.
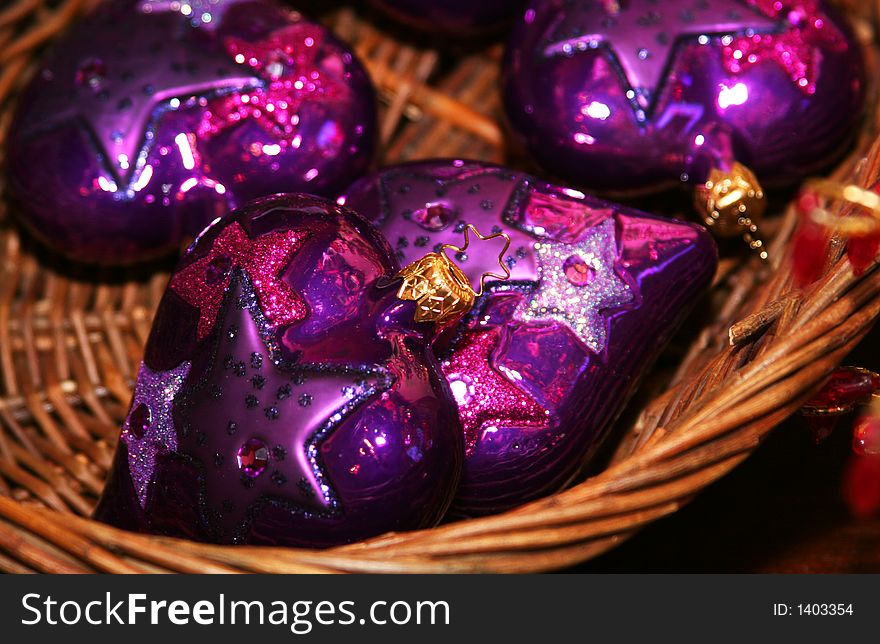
[0,0,878,573]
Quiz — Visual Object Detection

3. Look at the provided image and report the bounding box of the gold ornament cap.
[394,224,511,328]
[695,161,768,259]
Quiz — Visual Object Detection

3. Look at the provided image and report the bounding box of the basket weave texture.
[0,0,879,573]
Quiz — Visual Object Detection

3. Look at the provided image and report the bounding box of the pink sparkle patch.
[442,329,550,455]
[198,23,348,147]
[170,222,309,340]
[724,0,848,95]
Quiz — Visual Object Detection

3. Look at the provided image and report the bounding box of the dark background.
[576,325,880,573]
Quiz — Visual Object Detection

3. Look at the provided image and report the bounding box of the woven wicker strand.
[0,0,878,573]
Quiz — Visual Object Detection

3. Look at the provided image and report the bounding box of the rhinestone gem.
[448,375,476,406]
[563,255,595,286]
[237,438,269,478]
[413,202,454,231]
[205,254,233,285]
[128,403,151,439]
[76,58,107,90]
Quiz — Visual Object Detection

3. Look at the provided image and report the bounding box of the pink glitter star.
[723,0,848,95]
[198,23,348,148]
[442,329,550,454]
[170,222,309,340]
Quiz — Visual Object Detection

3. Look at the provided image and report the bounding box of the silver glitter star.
[517,218,632,354]
[121,360,191,507]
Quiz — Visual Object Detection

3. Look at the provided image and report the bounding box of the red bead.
[795,189,820,216]
[801,366,880,415]
[792,219,830,286]
[847,231,880,276]
[842,455,880,519]
[853,415,880,456]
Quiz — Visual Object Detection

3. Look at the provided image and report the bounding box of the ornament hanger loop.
[807,179,880,212]
[439,223,512,296]
[804,179,880,236]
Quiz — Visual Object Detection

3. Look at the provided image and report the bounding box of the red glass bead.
[791,219,830,287]
[853,415,880,456]
[847,231,880,276]
[795,189,821,216]
[801,367,880,415]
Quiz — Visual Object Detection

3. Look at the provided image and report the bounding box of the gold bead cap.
[694,161,769,259]
[395,224,511,328]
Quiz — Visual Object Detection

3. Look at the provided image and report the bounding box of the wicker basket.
[0,0,878,574]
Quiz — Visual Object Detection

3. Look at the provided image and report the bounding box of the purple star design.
[373,165,540,286]
[371,164,632,342]
[23,2,257,188]
[121,360,192,507]
[543,0,780,116]
[173,272,392,539]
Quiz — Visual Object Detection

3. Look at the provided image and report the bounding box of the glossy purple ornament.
[368,0,523,36]
[502,0,864,193]
[342,160,717,516]
[93,194,462,547]
[7,0,377,265]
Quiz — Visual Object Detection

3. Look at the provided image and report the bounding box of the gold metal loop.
[438,223,511,296]
[806,179,880,214]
